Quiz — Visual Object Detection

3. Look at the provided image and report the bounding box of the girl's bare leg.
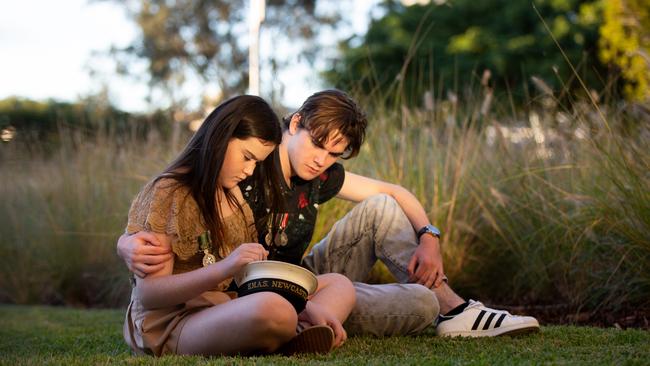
[311,273,356,323]
[176,291,297,356]
[305,273,356,346]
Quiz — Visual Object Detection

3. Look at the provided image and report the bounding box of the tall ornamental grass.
[314,89,649,316]
[0,127,185,307]
[0,91,648,321]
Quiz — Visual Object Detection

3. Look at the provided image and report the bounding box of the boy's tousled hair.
[283,89,367,159]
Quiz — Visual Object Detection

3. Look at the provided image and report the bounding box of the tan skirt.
[124,290,236,356]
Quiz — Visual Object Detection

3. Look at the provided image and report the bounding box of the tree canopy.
[109,0,341,108]
[599,0,650,102]
[325,0,648,105]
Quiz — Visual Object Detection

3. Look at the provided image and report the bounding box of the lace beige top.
[123,177,258,356]
[126,177,257,287]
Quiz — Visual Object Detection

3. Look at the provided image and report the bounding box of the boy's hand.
[407,235,446,288]
[117,232,172,278]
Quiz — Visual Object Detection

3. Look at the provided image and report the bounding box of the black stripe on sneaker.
[494,313,507,328]
[437,315,453,324]
[483,312,497,330]
[471,310,487,330]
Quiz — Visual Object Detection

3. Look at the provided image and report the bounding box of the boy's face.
[285,115,349,180]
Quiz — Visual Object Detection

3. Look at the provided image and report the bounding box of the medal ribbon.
[198,231,211,251]
[279,213,289,232]
[198,231,216,267]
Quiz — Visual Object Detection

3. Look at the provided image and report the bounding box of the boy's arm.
[336,171,446,288]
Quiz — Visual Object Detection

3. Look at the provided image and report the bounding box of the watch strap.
[417,224,440,240]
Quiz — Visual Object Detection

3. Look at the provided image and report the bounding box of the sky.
[0,0,379,112]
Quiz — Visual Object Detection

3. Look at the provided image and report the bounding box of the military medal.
[264,213,289,248]
[274,213,289,247]
[264,215,274,246]
[202,250,216,266]
[264,232,273,246]
[275,231,288,247]
[198,231,216,267]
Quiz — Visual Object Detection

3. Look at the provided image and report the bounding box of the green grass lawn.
[1,305,648,365]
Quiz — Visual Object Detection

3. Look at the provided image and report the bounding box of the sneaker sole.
[438,324,540,338]
[278,325,334,355]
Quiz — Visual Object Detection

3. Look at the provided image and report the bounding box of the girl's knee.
[318,272,352,287]
[317,273,356,301]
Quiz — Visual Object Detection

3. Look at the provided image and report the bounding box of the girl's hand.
[220,243,268,277]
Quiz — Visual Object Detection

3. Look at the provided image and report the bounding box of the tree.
[109,0,341,109]
[324,0,609,105]
[0,96,172,148]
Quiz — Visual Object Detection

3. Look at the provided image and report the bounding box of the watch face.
[427,225,441,236]
[419,225,441,238]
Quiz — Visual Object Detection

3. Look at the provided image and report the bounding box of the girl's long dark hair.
[154,95,283,256]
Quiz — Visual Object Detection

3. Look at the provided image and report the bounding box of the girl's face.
[219,137,276,189]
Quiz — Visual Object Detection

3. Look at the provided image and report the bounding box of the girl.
[123,95,355,356]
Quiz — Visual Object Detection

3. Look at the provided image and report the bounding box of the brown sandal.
[278,325,335,356]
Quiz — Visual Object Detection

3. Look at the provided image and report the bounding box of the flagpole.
[249,0,265,95]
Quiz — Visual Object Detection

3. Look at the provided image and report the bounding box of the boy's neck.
[278,140,294,186]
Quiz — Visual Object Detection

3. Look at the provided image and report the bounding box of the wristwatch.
[417,224,441,241]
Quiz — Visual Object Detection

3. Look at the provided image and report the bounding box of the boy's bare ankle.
[431,282,465,315]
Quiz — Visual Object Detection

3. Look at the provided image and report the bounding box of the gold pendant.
[275,231,288,247]
[202,249,216,267]
[265,231,273,246]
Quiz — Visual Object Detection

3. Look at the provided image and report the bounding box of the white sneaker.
[435,300,540,337]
